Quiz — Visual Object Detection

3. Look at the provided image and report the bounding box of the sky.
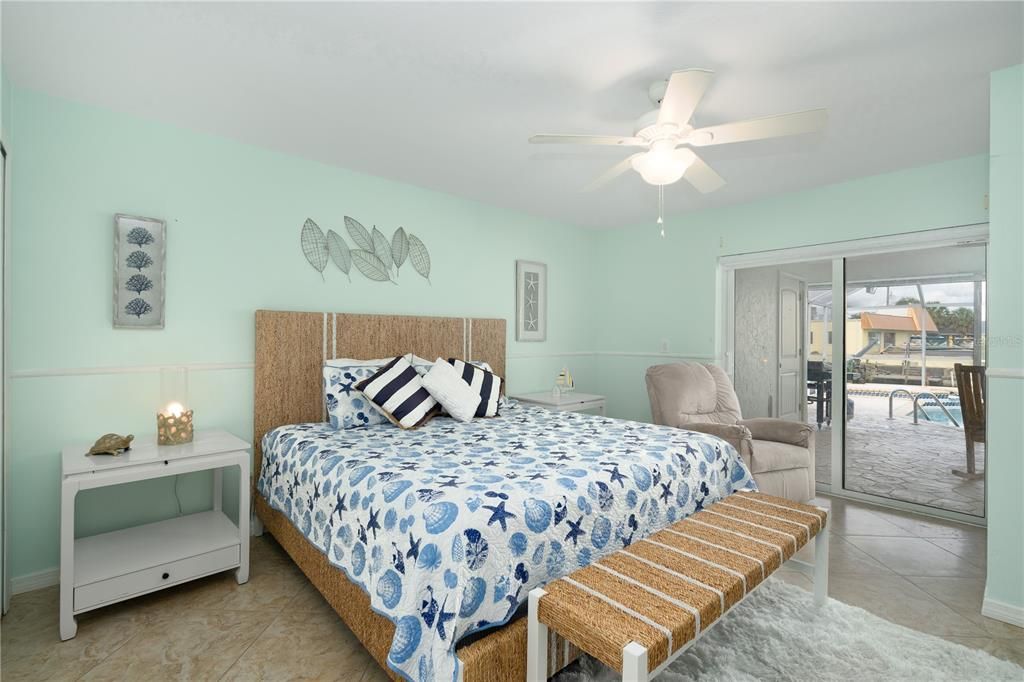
[808,282,981,313]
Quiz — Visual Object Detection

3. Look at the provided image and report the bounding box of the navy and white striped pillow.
[447,358,501,417]
[357,356,440,429]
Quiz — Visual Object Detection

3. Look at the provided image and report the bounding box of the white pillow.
[421,358,482,422]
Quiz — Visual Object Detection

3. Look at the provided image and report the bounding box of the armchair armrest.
[683,422,753,457]
[738,418,812,448]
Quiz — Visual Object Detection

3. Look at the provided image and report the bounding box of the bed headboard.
[253,310,506,482]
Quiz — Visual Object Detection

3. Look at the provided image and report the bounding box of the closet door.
[777,273,805,421]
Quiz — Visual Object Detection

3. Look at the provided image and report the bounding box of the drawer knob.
[161,572,170,580]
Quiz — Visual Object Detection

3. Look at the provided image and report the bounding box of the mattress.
[257,402,756,682]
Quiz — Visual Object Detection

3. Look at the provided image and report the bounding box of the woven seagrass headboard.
[253,310,506,484]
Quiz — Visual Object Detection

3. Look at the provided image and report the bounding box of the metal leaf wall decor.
[300,217,432,285]
[326,229,352,282]
[300,219,329,281]
[371,227,394,270]
[391,227,409,276]
[344,216,374,252]
[407,233,431,284]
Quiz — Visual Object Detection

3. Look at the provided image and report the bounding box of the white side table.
[60,430,250,640]
[513,391,607,416]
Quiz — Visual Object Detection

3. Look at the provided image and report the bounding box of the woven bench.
[526,491,829,682]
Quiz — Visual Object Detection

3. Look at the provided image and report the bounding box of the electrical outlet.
[660,339,670,353]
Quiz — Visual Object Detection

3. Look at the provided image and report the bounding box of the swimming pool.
[915,396,963,427]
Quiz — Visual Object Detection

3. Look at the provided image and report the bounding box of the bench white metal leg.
[814,519,829,607]
[527,588,549,682]
[622,642,648,682]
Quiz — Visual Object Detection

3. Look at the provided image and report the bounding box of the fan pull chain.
[657,185,665,237]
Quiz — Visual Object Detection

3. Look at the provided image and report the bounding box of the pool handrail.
[887,388,961,428]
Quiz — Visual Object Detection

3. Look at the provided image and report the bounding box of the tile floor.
[2,495,1020,681]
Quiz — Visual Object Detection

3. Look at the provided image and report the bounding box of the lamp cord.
[173,474,182,516]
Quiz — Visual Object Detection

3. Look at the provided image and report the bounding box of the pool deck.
[812,389,984,518]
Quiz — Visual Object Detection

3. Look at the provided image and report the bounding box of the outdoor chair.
[953,363,985,479]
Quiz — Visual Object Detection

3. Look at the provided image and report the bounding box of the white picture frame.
[515,260,547,342]
[113,214,166,329]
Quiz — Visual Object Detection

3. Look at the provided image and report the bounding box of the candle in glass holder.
[158,368,194,445]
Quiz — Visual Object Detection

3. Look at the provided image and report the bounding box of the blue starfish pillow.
[323,359,393,430]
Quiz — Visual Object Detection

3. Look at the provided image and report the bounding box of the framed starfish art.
[515,259,547,341]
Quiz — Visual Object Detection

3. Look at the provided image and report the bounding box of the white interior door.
[777,272,804,421]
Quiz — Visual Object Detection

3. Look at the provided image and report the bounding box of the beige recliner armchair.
[646,362,815,502]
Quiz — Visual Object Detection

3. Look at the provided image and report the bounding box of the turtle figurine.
[87,433,134,456]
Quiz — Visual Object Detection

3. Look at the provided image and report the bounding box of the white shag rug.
[555,578,1023,682]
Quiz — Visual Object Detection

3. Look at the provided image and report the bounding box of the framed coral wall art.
[113,214,166,329]
[515,260,547,341]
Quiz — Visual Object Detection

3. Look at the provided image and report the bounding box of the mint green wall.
[985,64,1024,613]
[6,87,596,578]
[6,76,1015,605]
[591,155,990,421]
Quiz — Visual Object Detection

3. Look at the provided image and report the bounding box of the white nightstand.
[513,391,607,416]
[60,430,251,640]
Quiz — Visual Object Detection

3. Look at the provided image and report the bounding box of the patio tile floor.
[812,393,984,517]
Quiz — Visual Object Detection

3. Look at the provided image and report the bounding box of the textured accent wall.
[734,267,778,418]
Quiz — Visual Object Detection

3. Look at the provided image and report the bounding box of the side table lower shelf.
[73,510,242,613]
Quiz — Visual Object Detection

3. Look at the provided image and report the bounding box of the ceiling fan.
[529,69,827,194]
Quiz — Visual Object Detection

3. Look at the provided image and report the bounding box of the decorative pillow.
[447,358,502,417]
[357,356,440,429]
[323,363,392,430]
[421,358,482,422]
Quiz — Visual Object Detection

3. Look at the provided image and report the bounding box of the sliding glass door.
[723,225,989,523]
[843,244,987,517]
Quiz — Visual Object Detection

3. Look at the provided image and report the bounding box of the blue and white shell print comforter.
[257,402,756,682]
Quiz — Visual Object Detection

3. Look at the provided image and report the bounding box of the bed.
[252,310,756,682]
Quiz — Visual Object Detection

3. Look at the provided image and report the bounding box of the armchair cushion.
[747,439,812,475]
[739,418,812,448]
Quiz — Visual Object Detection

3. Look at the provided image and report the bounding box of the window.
[810,331,815,344]
[827,331,833,344]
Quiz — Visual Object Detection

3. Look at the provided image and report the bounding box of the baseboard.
[982,593,1024,628]
[11,567,59,595]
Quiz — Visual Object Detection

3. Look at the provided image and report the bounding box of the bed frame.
[253,310,579,682]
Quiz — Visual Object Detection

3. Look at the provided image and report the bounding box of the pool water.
[915,398,963,427]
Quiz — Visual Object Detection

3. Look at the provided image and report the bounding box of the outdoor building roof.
[861,308,938,332]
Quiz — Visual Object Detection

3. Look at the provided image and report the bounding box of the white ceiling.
[3,2,1022,228]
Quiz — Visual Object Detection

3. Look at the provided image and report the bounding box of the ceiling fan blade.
[583,155,639,192]
[689,108,828,146]
[679,149,726,194]
[528,134,647,147]
[657,69,714,127]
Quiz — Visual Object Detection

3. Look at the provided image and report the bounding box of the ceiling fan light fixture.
[630,141,691,186]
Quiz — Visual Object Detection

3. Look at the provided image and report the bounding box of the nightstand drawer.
[74,544,240,612]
